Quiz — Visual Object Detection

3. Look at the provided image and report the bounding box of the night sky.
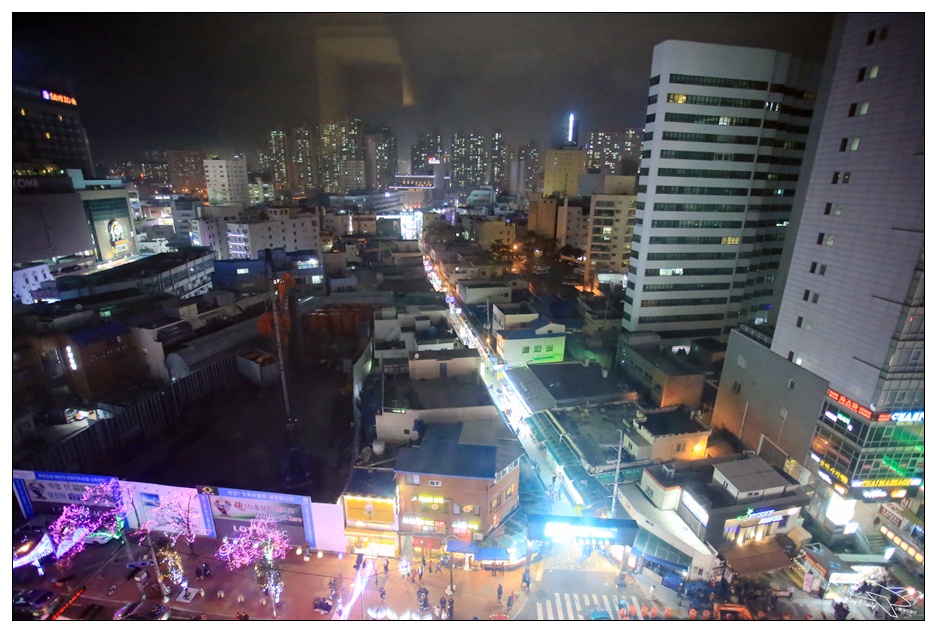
[13,12,836,163]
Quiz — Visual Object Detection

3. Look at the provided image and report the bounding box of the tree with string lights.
[216,515,290,617]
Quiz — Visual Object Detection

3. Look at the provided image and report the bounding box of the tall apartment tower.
[269,130,289,195]
[319,119,364,193]
[489,129,507,191]
[204,157,249,209]
[450,131,488,192]
[292,125,318,193]
[585,130,625,175]
[772,15,924,515]
[542,147,587,198]
[411,128,444,175]
[166,150,208,197]
[517,140,542,194]
[364,125,397,190]
[624,40,820,341]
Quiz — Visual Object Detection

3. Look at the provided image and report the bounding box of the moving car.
[588,609,612,620]
[114,601,170,621]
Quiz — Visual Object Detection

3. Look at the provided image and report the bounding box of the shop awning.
[445,540,478,555]
[720,540,792,577]
[474,548,510,561]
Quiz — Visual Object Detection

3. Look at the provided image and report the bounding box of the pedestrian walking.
[199,588,205,598]
[551,474,557,485]
[195,568,203,581]
[428,559,433,575]
[202,563,212,578]
[434,605,440,619]
[235,612,242,621]
[260,597,267,608]
[506,593,514,612]
[436,561,442,574]
[448,597,454,619]
[418,565,424,582]
[491,564,497,577]
[237,594,244,605]
[422,555,427,570]
[241,614,249,621]
[384,559,390,576]
[497,584,503,603]
[217,589,225,600]
[379,587,386,602]
[649,586,656,601]
[440,597,447,610]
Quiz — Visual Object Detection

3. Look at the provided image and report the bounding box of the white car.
[84,532,113,545]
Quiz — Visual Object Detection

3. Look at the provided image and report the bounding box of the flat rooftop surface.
[641,406,709,436]
[384,374,492,410]
[526,362,636,407]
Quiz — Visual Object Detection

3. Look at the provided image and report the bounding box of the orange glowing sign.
[826,389,873,419]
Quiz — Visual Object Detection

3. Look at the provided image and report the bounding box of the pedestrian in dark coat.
[436,561,441,574]
[497,584,503,602]
[448,597,454,619]
[384,559,389,576]
[506,593,514,611]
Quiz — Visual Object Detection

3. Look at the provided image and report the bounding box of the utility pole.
[610,429,624,519]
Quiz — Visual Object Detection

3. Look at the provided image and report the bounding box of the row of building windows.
[649,235,740,245]
[761,120,810,134]
[652,202,745,213]
[656,185,749,196]
[839,137,861,152]
[659,150,755,162]
[657,168,752,179]
[752,172,798,182]
[749,188,796,197]
[668,73,769,91]
[645,251,738,261]
[664,113,763,127]
[666,93,765,109]
[643,282,731,292]
[848,102,870,117]
[756,155,803,166]
[748,204,793,213]
[641,296,728,307]
[643,267,735,277]
[638,312,725,324]
[759,138,807,150]
[651,220,743,229]
[660,131,759,145]
[743,219,790,229]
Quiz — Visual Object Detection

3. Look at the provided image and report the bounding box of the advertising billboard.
[197,486,315,547]
[92,215,135,260]
[13,470,117,519]
[120,481,212,538]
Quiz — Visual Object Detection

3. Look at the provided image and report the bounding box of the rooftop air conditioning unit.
[662,465,676,480]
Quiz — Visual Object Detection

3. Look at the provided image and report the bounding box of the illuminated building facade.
[517,140,542,194]
[488,129,507,191]
[625,40,819,340]
[410,128,443,175]
[166,150,207,197]
[768,15,924,521]
[226,206,321,260]
[13,82,95,177]
[364,125,397,190]
[450,131,488,192]
[291,125,317,193]
[268,130,288,194]
[203,157,249,209]
[542,147,586,198]
[318,118,364,193]
[585,130,626,175]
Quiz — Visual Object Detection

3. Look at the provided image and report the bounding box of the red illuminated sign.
[826,389,874,419]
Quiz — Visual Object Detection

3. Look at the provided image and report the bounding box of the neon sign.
[851,478,918,488]
[863,489,887,499]
[735,507,777,522]
[826,389,873,419]
[758,515,785,525]
[41,89,78,106]
[888,411,924,423]
[818,460,850,485]
[567,114,575,143]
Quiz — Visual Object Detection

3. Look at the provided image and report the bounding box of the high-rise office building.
[772,14,924,520]
[142,150,169,182]
[623,40,820,340]
[166,150,208,197]
[450,131,488,192]
[489,129,507,191]
[411,128,444,175]
[13,82,95,177]
[204,157,250,209]
[619,127,643,173]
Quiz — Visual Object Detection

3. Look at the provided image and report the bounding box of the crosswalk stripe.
[631,595,644,620]
[572,594,583,619]
[545,600,554,621]
[583,594,590,607]
[559,593,569,620]
[537,603,543,620]
[602,595,616,618]
[535,593,626,620]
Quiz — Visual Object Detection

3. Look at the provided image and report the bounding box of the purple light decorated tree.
[133,489,200,555]
[47,479,124,568]
[216,515,290,617]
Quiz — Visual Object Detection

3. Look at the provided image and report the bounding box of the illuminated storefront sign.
[863,489,888,499]
[682,492,709,527]
[817,471,833,485]
[818,460,850,485]
[850,478,917,489]
[735,507,777,522]
[544,521,616,541]
[758,515,785,525]
[826,389,873,419]
[344,496,395,527]
[42,89,78,106]
[887,411,924,423]
[401,515,447,531]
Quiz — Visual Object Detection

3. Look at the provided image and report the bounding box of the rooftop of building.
[550,403,643,469]
[409,348,480,361]
[383,374,492,411]
[343,467,398,499]
[713,457,800,492]
[638,405,709,437]
[54,249,214,287]
[493,302,537,316]
[396,441,497,479]
[527,361,636,407]
[624,345,705,377]
[457,279,509,288]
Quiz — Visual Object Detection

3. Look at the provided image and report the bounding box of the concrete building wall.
[408,355,480,380]
[711,329,828,469]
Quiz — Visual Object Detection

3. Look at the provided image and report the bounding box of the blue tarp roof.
[445,540,478,554]
[474,548,510,561]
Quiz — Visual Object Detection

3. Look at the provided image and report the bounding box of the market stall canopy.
[720,540,792,576]
[474,547,510,561]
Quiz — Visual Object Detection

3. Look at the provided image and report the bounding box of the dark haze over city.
[13,12,836,162]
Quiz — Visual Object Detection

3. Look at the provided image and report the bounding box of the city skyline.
[12,12,836,163]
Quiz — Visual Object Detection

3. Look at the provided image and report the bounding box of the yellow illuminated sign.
[345,496,395,526]
[854,478,911,488]
[818,460,850,485]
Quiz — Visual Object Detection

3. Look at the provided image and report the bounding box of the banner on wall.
[197,486,315,547]
[120,480,213,538]
[13,470,118,519]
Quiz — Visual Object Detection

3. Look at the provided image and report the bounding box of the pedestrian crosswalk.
[535,593,648,620]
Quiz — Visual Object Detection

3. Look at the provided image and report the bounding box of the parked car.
[114,601,170,621]
[13,589,63,620]
[661,573,684,592]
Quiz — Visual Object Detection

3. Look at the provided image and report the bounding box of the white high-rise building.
[624,40,820,341]
[204,157,249,209]
[226,206,321,260]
